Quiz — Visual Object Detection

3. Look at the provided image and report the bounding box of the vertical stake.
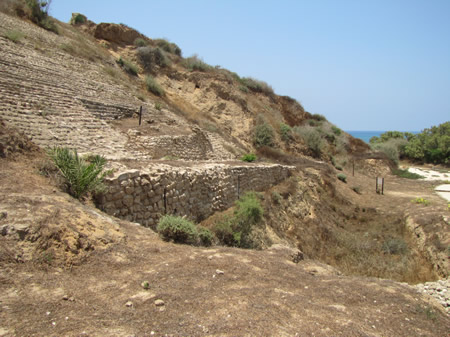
[139,105,142,126]
[163,188,167,214]
[237,175,240,199]
[352,160,355,176]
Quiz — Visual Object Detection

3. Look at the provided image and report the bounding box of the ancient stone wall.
[98,163,294,226]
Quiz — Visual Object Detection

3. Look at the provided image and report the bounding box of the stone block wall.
[98,163,294,227]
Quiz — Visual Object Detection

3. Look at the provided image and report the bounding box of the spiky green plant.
[48,147,111,199]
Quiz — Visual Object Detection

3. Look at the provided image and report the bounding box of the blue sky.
[50,0,450,131]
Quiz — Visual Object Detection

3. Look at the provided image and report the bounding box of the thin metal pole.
[139,106,142,126]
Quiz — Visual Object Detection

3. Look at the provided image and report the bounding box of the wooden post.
[237,175,240,199]
[352,160,355,176]
[163,187,167,214]
[139,105,142,126]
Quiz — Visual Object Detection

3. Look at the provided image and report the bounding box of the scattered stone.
[154,299,165,307]
[62,295,69,301]
[125,301,133,307]
[414,278,450,313]
[215,269,224,275]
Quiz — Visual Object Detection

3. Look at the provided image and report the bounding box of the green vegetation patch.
[253,121,275,148]
[137,46,170,72]
[145,76,165,96]
[4,29,25,43]
[117,57,138,76]
[183,55,213,72]
[47,147,111,199]
[241,153,257,162]
[157,215,198,245]
[392,168,424,179]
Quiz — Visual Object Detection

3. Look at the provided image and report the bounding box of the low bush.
[293,125,324,158]
[253,122,275,148]
[70,13,86,25]
[271,191,282,204]
[155,38,182,56]
[137,46,170,72]
[337,173,347,183]
[47,147,111,199]
[4,29,24,43]
[134,37,147,47]
[235,192,263,229]
[239,77,274,95]
[279,123,292,142]
[212,192,264,248]
[310,113,326,121]
[213,219,237,246]
[241,153,257,162]
[183,55,213,72]
[352,186,361,194]
[372,141,400,165]
[145,75,164,96]
[117,57,138,76]
[25,0,58,33]
[197,226,214,246]
[382,238,408,255]
[331,125,342,135]
[156,215,198,244]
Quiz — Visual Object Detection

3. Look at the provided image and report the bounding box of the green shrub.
[212,192,264,248]
[239,77,274,95]
[117,57,138,76]
[372,142,400,165]
[213,219,237,246]
[137,46,170,72]
[183,55,213,72]
[154,102,162,110]
[235,192,263,229]
[134,37,147,47]
[352,186,361,194]
[279,123,292,142]
[293,126,324,158]
[241,153,257,162]
[239,85,249,93]
[156,215,198,244]
[4,29,24,43]
[47,147,111,199]
[155,39,182,56]
[382,238,408,255]
[70,13,86,25]
[310,113,326,121]
[331,125,342,136]
[197,226,214,246]
[25,0,58,33]
[271,191,282,204]
[253,122,275,147]
[337,173,347,183]
[145,76,164,96]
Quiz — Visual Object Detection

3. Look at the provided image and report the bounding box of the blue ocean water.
[346,131,386,143]
[346,131,420,143]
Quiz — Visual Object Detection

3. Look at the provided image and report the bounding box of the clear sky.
[50,0,450,131]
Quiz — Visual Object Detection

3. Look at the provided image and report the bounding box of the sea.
[346,131,419,144]
[346,131,385,143]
